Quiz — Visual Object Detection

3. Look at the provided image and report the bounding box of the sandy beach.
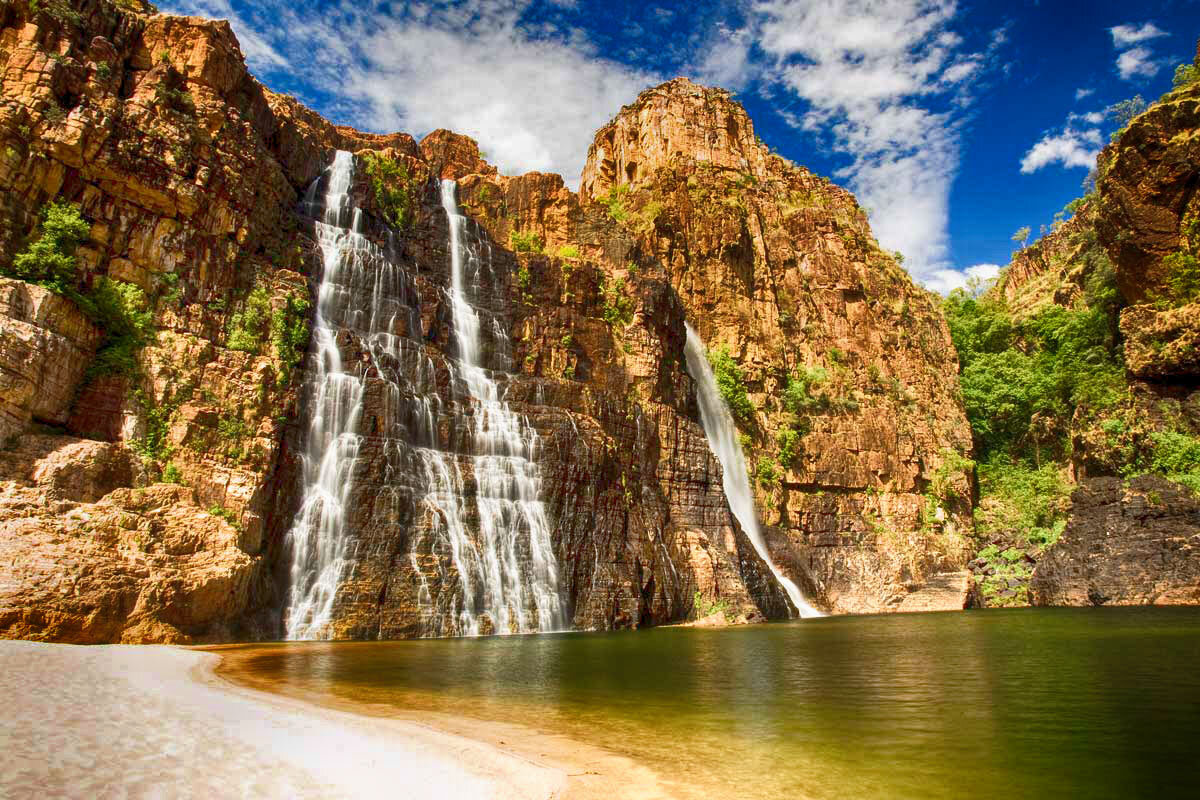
[0,640,566,799]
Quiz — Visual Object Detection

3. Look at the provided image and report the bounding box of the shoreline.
[0,640,576,799]
[208,643,675,800]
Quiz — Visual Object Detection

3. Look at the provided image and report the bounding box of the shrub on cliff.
[510,230,543,253]
[227,287,271,352]
[8,201,90,294]
[361,152,416,229]
[1147,432,1200,493]
[79,278,153,377]
[707,345,755,427]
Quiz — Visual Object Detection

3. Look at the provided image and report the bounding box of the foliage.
[8,201,90,293]
[707,345,755,427]
[154,82,194,114]
[783,366,828,416]
[270,290,311,383]
[510,230,543,253]
[777,427,801,466]
[556,245,580,259]
[226,286,271,353]
[360,152,416,229]
[129,390,173,463]
[1153,251,1200,308]
[1147,432,1200,492]
[1174,63,1200,90]
[1107,96,1147,135]
[161,462,183,484]
[207,504,241,530]
[1011,226,1031,248]
[601,276,634,327]
[976,456,1069,548]
[599,185,630,223]
[28,0,82,25]
[943,263,1123,462]
[80,279,153,377]
[692,590,729,619]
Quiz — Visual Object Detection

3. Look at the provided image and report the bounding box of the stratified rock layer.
[0,3,975,640]
[1031,476,1200,606]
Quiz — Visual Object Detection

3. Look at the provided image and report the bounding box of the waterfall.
[435,179,565,635]
[281,154,566,639]
[283,150,367,640]
[683,324,822,618]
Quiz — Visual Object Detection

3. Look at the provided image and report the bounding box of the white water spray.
[283,151,366,640]
[436,179,566,635]
[284,155,567,639]
[683,324,822,618]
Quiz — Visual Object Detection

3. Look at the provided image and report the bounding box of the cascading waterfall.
[281,152,565,640]
[435,179,565,635]
[284,150,367,640]
[683,323,822,618]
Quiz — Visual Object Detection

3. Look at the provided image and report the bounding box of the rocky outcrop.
[0,2,976,641]
[996,203,1102,320]
[1031,476,1200,606]
[1095,81,1200,305]
[576,79,976,614]
[0,277,101,439]
[0,434,267,642]
[1121,302,1200,379]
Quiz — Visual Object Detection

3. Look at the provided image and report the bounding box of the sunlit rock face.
[984,63,1200,608]
[0,1,979,642]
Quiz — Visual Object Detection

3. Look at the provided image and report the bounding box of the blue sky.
[161,0,1199,291]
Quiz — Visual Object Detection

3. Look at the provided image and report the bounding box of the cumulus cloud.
[924,263,1001,295]
[161,0,657,186]
[1110,22,1167,48]
[1075,87,1095,101]
[1020,130,1100,173]
[1116,46,1163,80]
[1109,22,1169,81]
[746,0,995,284]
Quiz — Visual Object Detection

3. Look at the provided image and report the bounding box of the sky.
[160,0,1199,292]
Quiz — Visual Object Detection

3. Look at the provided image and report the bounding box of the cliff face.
[0,1,974,643]
[577,79,976,613]
[987,68,1200,609]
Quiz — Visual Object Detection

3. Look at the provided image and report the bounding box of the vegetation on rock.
[706,345,755,428]
[361,152,416,229]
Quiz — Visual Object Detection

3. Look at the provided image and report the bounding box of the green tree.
[9,201,90,294]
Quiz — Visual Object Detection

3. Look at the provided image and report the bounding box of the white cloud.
[747,0,994,283]
[1116,46,1163,80]
[1109,22,1168,81]
[1075,87,1095,101]
[923,263,1001,294]
[161,0,657,187]
[695,25,756,90]
[1110,22,1167,49]
[1020,129,1101,173]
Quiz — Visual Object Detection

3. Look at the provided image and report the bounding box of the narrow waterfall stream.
[436,179,565,635]
[283,151,364,640]
[683,323,822,618]
[281,154,565,639]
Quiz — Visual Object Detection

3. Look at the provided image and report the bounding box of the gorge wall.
[0,0,976,643]
[977,66,1200,608]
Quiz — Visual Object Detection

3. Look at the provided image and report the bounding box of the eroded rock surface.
[0,2,977,641]
[1031,476,1200,606]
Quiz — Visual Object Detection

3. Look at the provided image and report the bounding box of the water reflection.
[223,608,1200,800]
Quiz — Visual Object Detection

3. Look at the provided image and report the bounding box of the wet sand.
[211,643,673,800]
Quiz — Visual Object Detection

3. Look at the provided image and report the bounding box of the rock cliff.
[981,62,1200,608]
[0,0,974,642]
